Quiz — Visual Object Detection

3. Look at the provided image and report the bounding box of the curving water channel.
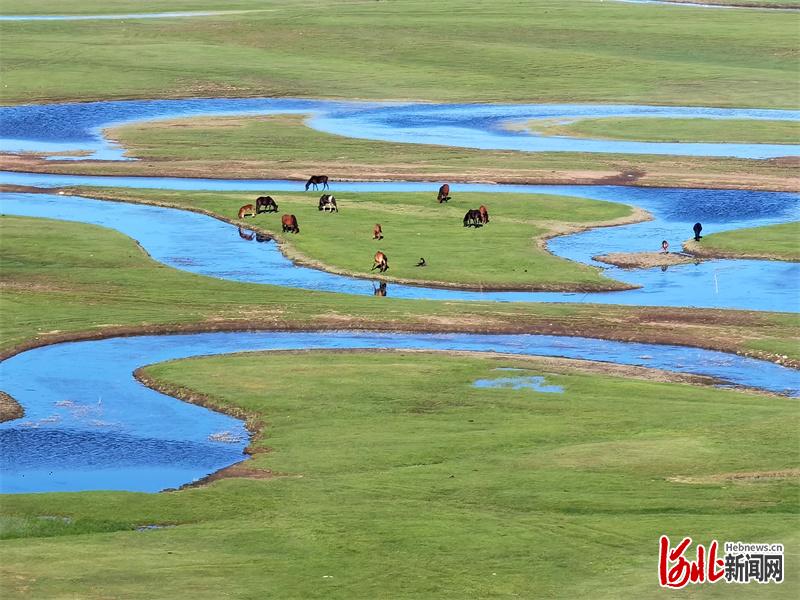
[2,181,798,311]
[2,98,798,159]
[2,330,798,494]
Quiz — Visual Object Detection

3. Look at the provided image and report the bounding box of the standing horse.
[305,175,329,191]
[478,204,489,224]
[256,196,278,214]
[373,224,383,240]
[282,214,300,234]
[437,184,451,203]
[693,222,703,241]
[238,204,256,219]
[372,251,389,273]
[318,194,338,212]
[463,209,482,227]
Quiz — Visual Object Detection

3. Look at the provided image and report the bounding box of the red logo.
[658,536,725,588]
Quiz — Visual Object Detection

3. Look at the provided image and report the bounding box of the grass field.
[524,117,800,144]
[1,0,798,107]
[66,186,639,291]
[686,221,800,261]
[1,214,797,364]
[17,114,780,191]
[1,350,797,598]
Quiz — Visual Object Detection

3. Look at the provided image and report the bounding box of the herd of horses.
[236,176,489,279]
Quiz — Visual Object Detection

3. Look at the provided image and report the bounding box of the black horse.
[693,222,703,241]
[305,175,329,191]
[256,196,278,214]
[463,209,482,227]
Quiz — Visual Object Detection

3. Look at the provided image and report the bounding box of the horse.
[238,204,256,219]
[305,175,329,191]
[463,209,482,227]
[693,222,703,241]
[256,196,278,214]
[437,184,451,203]
[282,214,300,234]
[238,227,255,241]
[318,194,338,212]
[373,224,383,240]
[478,204,489,224]
[371,251,389,273]
[373,281,388,296]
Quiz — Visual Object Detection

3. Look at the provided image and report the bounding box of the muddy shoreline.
[0,391,23,423]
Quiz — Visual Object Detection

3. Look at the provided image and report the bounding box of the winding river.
[1,97,798,493]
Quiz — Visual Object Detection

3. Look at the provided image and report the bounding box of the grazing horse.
[437,184,451,203]
[373,223,383,240]
[373,281,388,296]
[238,227,255,241]
[372,251,389,273]
[463,209,482,227]
[282,214,300,234]
[478,204,489,225]
[305,175,329,191]
[693,222,703,241]
[256,196,278,214]
[238,204,256,219]
[318,194,338,212]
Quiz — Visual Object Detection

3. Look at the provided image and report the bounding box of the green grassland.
[1,214,797,363]
[1,0,798,107]
[67,186,636,291]
[525,117,800,144]
[1,351,797,598]
[42,114,789,191]
[687,221,800,261]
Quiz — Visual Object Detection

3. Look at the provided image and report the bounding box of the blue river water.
[1,98,798,159]
[2,330,798,494]
[2,182,797,311]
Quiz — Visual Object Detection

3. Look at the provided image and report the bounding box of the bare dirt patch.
[0,391,24,423]
[593,251,701,269]
[669,469,800,485]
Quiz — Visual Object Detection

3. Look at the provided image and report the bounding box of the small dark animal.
[238,204,256,219]
[693,222,703,241]
[373,223,383,240]
[318,194,338,212]
[416,257,426,267]
[372,251,389,273]
[437,184,451,203]
[478,204,489,225]
[373,281,388,296]
[305,175,329,191]
[238,227,255,241]
[256,196,278,214]
[281,214,300,234]
[463,209,482,227]
[661,240,670,254]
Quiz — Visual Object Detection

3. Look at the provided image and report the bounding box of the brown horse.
[256,196,278,214]
[238,204,256,219]
[371,251,389,273]
[478,204,489,224]
[318,194,338,212]
[282,214,300,234]
[373,224,383,240]
[305,175,329,191]
[437,184,451,203]
[463,209,482,227]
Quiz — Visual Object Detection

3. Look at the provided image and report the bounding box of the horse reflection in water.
[255,232,272,243]
[238,227,255,241]
[373,281,388,296]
